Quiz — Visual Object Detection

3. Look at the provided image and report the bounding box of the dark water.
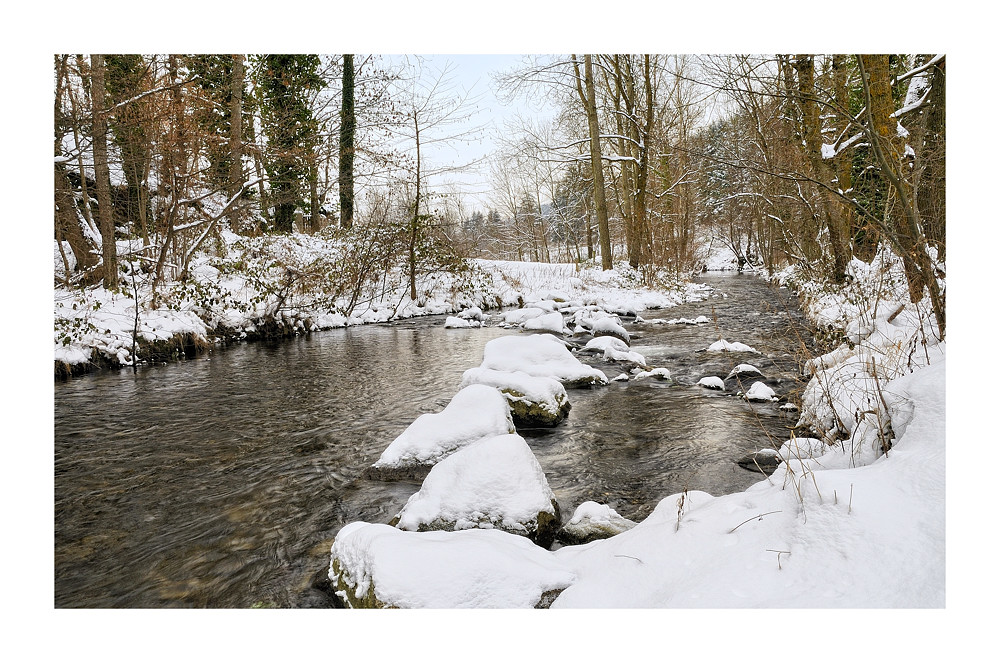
[54,273,813,608]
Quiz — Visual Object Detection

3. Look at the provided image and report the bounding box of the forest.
[53,54,945,371]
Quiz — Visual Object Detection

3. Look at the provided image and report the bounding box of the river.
[54,272,814,608]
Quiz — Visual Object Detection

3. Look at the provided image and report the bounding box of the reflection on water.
[54,273,812,607]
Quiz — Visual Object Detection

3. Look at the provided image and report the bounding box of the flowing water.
[54,273,814,608]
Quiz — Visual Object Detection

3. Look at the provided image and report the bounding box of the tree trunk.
[796,54,849,281]
[339,54,356,230]
[91,54,117,289]
[578,55,613,270]
[917,55,945,260]
[229,54,245,230]
[859,54,945,338]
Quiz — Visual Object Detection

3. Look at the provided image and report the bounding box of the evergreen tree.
[253,54,324,233]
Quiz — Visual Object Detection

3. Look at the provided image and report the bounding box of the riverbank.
[54,231,709,377]
[328,246,946,608]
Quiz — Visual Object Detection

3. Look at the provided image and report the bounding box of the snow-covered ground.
[328,247,949,617]
[53,231,710,372]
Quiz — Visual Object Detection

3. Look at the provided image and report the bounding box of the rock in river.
[329,523,575,608]
[388,433,562,547]
[366,384,515,481]
[558,501,638,545]
[460,367,571,427]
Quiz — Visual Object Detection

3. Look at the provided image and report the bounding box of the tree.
[574,55,614,270]
[91,54,118,289]
[229,54,245,229]
[339,54,356,229]
[393,59,481,301]
[253,54,324,233]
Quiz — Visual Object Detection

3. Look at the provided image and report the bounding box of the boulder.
[698,376,725,390]
[523,311,567,334]
[480,334,608,388]
[726,363,764,380]
[591,317,631,347]
[366,384,515,480]
[736,448,782,474]
[460,367,571,427]
[329,523,575,608]
[389,433,562,547]
[707,339,760,354]
[558,501,638,545]
[743,381,777,402]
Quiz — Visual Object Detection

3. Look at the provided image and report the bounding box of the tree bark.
[796,54,849,281]
[91,54,118,289]
[229,54,245,230]
[576,55,613,270]
[859,54,945,338]
[339,54,356,230]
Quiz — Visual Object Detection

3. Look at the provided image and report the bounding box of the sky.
[392,54,554,213]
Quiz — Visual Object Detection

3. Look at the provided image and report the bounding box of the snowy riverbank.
[54,231,708,375]
[328,247,946,609]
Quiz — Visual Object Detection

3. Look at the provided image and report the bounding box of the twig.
[728,510,782,534]
[614,555,644,563]
[766,549,791,570]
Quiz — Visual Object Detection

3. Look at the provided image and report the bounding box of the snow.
[329,524,574,609]
[522,311,567,334]
[743,381,777,401]
[560,501,638,543]
[707,338,760,353]
[583,336,629,353]
[459,367,568,419]
[697,376,725,390]
[443,316,480,328]
[726,363,763,379]
[603,346,646,365]
[632,367,671,380]
[478,334,608,386]
[392,433,557,535]
[369,384,515,471]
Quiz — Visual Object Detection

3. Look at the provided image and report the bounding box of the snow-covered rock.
[502,307,547,325]
[591,317,631,346]
[389,433,562,546]
[523,311,567,334]
[697,376,725,390]
[558,501,638,545]
[707,339,760,354]
[444,316,479,328]
[460,367,571,427]
[366,385,515,480]
[603,346,647,365]
[581,336,630,354]
[735,448,781,473]
[632,367,671,381]
[479,334,608,388]
[726,363,764,380]
[743,381,777,402]
[457,306,484,321]
[329,523,575,608]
